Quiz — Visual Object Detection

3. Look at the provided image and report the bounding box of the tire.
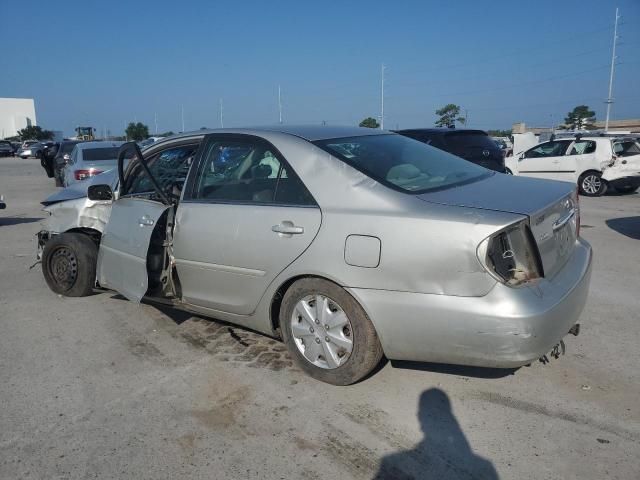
[505,167,513,175]
[280,278,383,385]
[578,171,607,197]
[42,233,98,297]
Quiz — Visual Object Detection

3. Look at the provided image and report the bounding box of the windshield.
[81,147,120,162]
[315,134,491,193]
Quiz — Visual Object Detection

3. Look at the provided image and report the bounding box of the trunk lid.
[417,173,578,277]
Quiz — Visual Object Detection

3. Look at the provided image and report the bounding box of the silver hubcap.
[290,294,353,369]
[582,175,601,194]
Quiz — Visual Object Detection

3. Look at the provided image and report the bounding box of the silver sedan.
[38,126,592,385]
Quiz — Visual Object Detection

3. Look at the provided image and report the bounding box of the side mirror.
[518,152,525,160]
[87,184,113,201]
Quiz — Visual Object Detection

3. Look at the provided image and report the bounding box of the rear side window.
[191,136,315,206]
[613,141,640,157]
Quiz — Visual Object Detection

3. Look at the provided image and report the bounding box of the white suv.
[506,136,640,196]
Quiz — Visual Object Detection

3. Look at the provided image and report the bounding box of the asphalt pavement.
[1,156,639,479]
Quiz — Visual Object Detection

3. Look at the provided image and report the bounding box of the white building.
[0,98,37,139]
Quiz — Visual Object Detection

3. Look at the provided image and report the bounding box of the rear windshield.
[314,134,491,194]
[81,147,120,161]
[442,131,499,150]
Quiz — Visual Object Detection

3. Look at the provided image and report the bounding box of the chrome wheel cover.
[290,294,353,369]
[582,174,601,194]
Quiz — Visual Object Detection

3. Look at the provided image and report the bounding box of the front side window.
[126,144,199,196]
[315,134,490,194]
[192,137,315,205]
[524,140,571,158]
[568,140,596,155]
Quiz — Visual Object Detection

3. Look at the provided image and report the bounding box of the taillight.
[74,168,103,181]
[477,220,543,287]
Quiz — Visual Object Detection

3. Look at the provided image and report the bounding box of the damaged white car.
[506,135,640,196]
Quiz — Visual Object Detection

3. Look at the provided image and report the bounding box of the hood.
[41,169,118,206]
[416,173,575,216]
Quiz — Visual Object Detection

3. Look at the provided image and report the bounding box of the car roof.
[395,128,489,136]
[163,125,390,143]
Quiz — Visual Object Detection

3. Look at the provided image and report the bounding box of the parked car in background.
[0,140,14,157]
[395,128,506,172]
[505,135,640,196]
[17,140,43,159]
[53,140,83,186]
[61,141,124,187]
[11,142,21,156]
[38,126,591,385]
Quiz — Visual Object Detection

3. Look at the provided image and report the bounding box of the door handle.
[138,215,155,227]
[272,221,304,235]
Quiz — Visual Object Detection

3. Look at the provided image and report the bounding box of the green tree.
[563,105,596,130]
[435,104,466,128]
[359,117,380,129]
[17,125,54,141]
[125,122,150,141]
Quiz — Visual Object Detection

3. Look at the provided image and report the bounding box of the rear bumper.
[347,237,592,368]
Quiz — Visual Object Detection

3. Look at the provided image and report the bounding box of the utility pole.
[219,98,224,128]
[380,64,385,130]
[154,112,158,134]
[181,104,185,132]
[278,85,283,124]
[605,7,620,132]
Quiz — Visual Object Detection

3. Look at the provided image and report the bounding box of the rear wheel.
[280,278,383,385]
[42,233,97,297]
[579,171,607,197]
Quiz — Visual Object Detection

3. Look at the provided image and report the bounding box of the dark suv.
[395,128,506,172]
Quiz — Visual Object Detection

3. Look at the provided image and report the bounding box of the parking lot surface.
[1,156,639,479]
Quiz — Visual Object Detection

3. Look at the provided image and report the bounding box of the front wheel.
[280,278,383,385]
[42,233,98,297]
[579,171,607,197]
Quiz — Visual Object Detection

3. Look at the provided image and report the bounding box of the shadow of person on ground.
[390,360,517,379]
[606,216,640,240]
[373,388,498,480]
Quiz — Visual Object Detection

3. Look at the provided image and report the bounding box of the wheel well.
[270,274,338,338]
[65,227,102,247]
[579,169,602,180]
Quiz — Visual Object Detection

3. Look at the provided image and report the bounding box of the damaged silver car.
[38,126,592,385]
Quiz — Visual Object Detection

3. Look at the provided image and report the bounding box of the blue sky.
[1,0,638,136]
